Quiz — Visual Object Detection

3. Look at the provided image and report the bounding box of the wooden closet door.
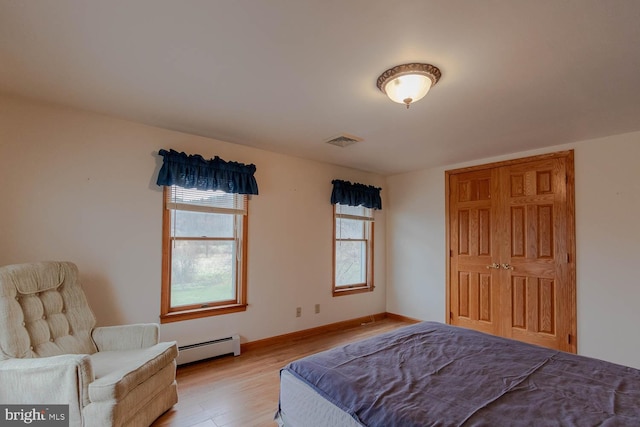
[499,156,576,352]
[448,168,501,336]
[446,150,576,353]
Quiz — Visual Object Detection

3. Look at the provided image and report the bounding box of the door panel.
[509,276,556,332]
[449,169,500,336]
[500,157,574,352]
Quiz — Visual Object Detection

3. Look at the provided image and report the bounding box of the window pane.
[335,240,366,286]
[336,204,373,219]
[170,240,235,307]
[171,210,234,237]
[336,218,364,239]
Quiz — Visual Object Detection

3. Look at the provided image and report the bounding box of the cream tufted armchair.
[0,261,178,427]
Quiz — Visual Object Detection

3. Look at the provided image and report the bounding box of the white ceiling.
[2,1,640,175]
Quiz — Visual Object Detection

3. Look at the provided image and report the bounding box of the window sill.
[160,303,247,324]
[332,286,374,297]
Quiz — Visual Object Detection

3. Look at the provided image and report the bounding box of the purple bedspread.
[283,322,640,426]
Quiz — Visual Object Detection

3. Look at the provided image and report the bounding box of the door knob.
[501,263,514,270]
[486,263,500,269]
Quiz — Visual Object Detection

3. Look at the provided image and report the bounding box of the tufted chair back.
[0,261,98,360]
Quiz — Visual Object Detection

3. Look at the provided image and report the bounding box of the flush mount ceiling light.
[376,63,441,109]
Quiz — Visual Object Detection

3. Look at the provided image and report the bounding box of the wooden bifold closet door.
[446,151,576,353]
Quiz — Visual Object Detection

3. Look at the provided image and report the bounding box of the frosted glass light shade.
[384,74,432,105]
[376,63,441,108]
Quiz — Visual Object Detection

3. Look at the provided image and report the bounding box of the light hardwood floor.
[153,317,411,427]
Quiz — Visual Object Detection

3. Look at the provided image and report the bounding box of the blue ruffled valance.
[156,149,259,194]
[331,179,382,210]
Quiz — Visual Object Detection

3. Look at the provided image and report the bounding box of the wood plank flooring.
[152,318,411,427]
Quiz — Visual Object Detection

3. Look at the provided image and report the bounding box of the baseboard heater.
[177,334,240,365]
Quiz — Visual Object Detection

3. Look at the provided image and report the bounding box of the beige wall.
[386,131,640,369]
[0,94,387,347]
[4,92,639,369]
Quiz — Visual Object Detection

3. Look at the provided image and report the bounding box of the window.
[161,185,248,323]
[333,203,374,296]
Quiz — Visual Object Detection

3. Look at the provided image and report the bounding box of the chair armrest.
[0,354,93,409]
[92,323,159,351]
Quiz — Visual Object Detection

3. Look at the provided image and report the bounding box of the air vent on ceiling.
[325,133,363,148]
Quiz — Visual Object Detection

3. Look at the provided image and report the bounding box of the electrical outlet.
[296,307,302,317]
[315,304,320,314]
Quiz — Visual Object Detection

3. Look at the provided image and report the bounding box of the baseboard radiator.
[176,334,241,365]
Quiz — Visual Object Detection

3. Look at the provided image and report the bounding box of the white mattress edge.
[277,369,363,427]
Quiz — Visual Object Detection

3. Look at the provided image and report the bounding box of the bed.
[275,321,640,426]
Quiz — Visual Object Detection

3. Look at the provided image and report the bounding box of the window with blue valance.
[156,149,259,195]
[330,179,382,210]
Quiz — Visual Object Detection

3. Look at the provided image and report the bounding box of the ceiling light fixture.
[376,63,441,109]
